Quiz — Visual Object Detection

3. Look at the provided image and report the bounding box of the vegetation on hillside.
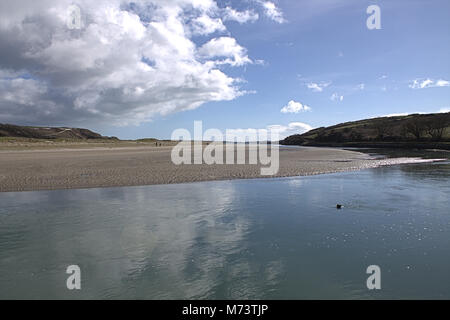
[0,123,117,140]
[281,112,450,149]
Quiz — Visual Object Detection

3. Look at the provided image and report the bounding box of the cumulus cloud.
[0,0,263,126]
[306,82,331,92]
[280,100,311,113]
[409,78,450,89]
[198,37,252,67]
[257,1,286,23]
[223,7,259,24]
[191,15,226,35]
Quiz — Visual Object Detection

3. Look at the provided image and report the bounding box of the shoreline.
[1,160,446,195]
[0,145,447,193]
[280,141,450,150]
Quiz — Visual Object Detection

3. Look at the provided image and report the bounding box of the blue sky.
[102,0,450,139]
[0,0,449,139]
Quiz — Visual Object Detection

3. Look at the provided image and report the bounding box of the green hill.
[0,123,117,140]
[281,112,450,150]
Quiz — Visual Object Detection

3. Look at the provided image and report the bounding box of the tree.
[375,122,392,140]
[404,119,424,140]
[425,118,447,141]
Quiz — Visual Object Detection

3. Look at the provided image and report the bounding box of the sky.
[0,0,449,140]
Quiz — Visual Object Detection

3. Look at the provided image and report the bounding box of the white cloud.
[280,100,311,113]
[257,1,286,23]
[192,15,226,35]
[436,80,450,87]
[198,37,252,67]
[330,93,344,102]
[409,78,450,89]
[378,108,450,118]
[223,7,259,24]
[382,113,409,117]
[0,77,47,107]
[224,122,313,141]
[357,83,365,90]
[268,122,313,137]
[306,82,330,92]
[0,0,264,126]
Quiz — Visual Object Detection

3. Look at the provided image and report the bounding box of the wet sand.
[0,145,443,192]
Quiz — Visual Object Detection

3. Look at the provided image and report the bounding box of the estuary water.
[0,161,449,299]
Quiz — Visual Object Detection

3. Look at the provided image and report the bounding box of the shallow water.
[0,161,449,299]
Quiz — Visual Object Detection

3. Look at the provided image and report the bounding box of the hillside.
[281,112,450,149]
[0,124,117,140]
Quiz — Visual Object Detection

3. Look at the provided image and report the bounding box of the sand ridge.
[0,145,442,192]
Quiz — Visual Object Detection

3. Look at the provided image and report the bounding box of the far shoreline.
[279,141,450,151]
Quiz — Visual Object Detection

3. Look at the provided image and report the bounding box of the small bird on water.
[336,204,343,209]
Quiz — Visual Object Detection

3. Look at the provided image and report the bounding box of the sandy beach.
[0,145,441,192]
